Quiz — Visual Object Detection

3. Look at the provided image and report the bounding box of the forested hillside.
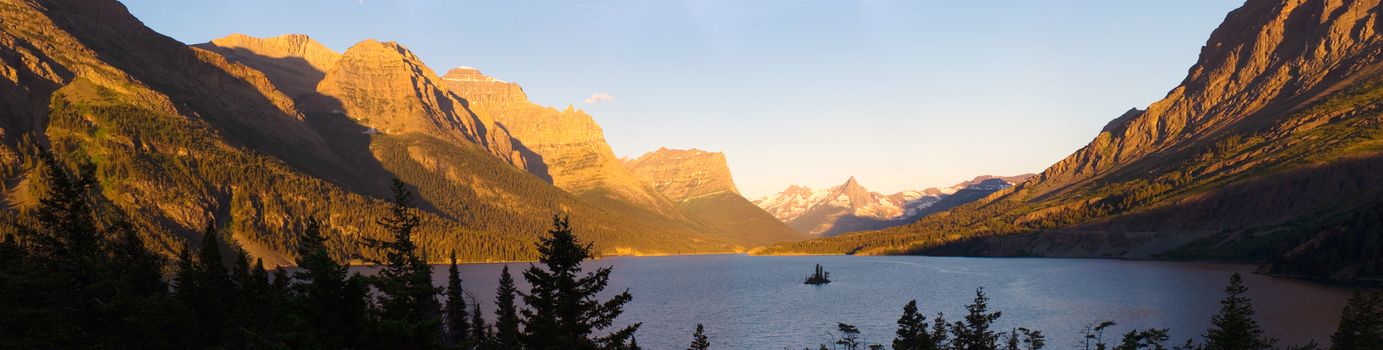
[759,0,1383,280]
[0,0,794,266]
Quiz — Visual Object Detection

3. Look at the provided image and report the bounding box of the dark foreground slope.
[760,0,1383,280]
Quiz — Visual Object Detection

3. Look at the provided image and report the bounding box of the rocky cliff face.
[1036,0,1383,192]
[0,0,362,263]
[440,67,685,219]
[194,34,341,98]
[308,40,529,170]
[624,147,740,201]
[1007,0,1383,236]
[0,1,804,265]
[624,147,804,246]
[441,67,527,105]
[760,0,1383,280]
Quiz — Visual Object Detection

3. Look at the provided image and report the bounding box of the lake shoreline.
[426,254,1357,349]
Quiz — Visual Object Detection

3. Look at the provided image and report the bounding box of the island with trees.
[805,264,832,285]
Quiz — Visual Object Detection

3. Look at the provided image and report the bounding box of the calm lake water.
[424,255,1357,349]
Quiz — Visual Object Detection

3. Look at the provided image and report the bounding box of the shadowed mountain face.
[194,34,341,98]
[760,0,1383,280]
[0,1,808,265]
[754,175,1031,236]
[625,148,805,246]
[310,40,533,170]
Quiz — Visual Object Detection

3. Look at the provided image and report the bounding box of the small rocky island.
[804,264,832,285]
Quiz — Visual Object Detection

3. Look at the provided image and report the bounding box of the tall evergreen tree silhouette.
[175,222,237,348]
[520,214,640,350]
[1330,290,1382,349]
[227,249,288,348]
[23,152,105,347]
[366,179,442,349]
[1005,329,1020,350]
[108,222,167,298]
[29,151,99,267]
[291,216,368,349]
[444,252,470,347]
[893,300,935,350]
[951,287,1001,350]
[1203,273,1274,350]
[470,297,491,347]
[494,265,522,349]
[930,312,950,350]
[0,151,179,349]
[688,323,710,350]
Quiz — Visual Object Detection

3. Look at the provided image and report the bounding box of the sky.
[123,0,1244,198]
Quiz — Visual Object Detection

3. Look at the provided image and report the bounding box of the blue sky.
[124,0,1243,197]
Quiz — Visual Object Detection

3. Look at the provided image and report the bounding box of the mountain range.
[753,175,1032,236]
[0,0,801,265]
[759,0,1383,280]
[3,0,1380,281]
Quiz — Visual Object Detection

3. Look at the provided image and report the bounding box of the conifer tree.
[931,312,950,350]
[177,222,237,348]
[366,179,443,349]
[0,152,179,349]
[24,153,104,347]
[0,232,42,348]
[228,254,284,348]
[173,245,197,299]
[444,252,470,347]
[108,222,167,297]
[1081,321,1117,350]
[1116,331,1142,350]
[1203,273,1274,350]
[228,247,266,347]
[1017,328,1046,350]
[951,288,1002,350]
[493,265,522,350]
[100,220,183,349]
[893,300,935,350]
[291,216,368,349]
[1330,290,1382,350]
[1113,329,1170,350]
[471,298,491,348]
[689,323,711,350]
[30,152,99,266]
[520,214,640,350]
[835,323,867,350]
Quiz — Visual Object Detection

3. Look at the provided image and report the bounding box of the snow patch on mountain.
[752,174,1034,235]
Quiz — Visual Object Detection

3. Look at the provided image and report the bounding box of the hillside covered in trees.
[3,155,1380,349]
[758,0,1383,281]
[0,0,802,266]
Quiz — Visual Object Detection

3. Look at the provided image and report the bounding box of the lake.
[427,255,1358,349]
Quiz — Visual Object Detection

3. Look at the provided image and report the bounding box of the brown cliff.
[625,147,804,245]
[441,67,686,219]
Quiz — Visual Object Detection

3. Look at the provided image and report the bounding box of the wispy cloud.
[584,92,615,104]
